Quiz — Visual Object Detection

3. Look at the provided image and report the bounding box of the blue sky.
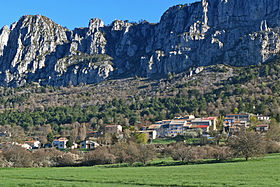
[0,0,198,30]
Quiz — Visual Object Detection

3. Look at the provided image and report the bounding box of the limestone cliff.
[0,0,280,86]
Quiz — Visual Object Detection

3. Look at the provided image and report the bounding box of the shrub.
[0,154,8,168]
[32,149,53,167]
[266,141,280,153]
[110,142,156,165]
[168,142,201,163]
[110,142,130,163]
[56,152,77,167]
[212,146,233,161]
[83,147,115,166]
[3,146,33,167]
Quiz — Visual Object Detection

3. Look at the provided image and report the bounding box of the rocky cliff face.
[0,0,280,87]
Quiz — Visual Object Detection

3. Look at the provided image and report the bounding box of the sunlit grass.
[0,154,279,186]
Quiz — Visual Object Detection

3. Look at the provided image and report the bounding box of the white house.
[256,115,270,121]
[71,143,79,149]
[202,117,217,130]
[19,143,32,150]
[25,140,41,149]
[148,124,162,138]
[80,140,99,149]
[52,138,68,149]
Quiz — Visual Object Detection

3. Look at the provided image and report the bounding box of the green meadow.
[0,154,279,187]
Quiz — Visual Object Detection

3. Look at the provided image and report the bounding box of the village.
[0,113,271,151]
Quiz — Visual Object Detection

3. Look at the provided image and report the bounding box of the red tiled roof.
[197,125,209,128]
[53,138,68,141]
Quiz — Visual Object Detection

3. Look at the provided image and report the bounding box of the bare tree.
[266,119,280,142]
[168,142,201,163]
[212,146,233,161]
[78,123,87,141]
[228,131,266,161]
[70,123,79,142]
[136,144,156,165]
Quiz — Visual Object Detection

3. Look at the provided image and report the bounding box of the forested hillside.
[0,54,280,137]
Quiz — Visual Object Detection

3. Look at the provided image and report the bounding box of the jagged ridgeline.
[0,0,280,87]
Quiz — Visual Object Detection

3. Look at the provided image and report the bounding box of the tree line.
[1,131,279,168]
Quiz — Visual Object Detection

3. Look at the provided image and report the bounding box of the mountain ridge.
[0,0,280,87]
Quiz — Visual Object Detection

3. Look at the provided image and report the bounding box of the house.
[148,124,162,138]
[25,140,41,149]
[226,113,250,122]
[138,130,157,140]
[71,143,79,149]
[202,117,217,130]
[19,143,32,150]
[80,140,100,149]
[256,124,269,133]
[159,124,170,137]
[156,120,185,137]
[52,138,68,149]
[223,115,250,133]
[191,118,212,126]
[105,125,122,134]
[168,120,186,136]
[188,125,210,133]
[256,115,270,121]
[190,118,213,132]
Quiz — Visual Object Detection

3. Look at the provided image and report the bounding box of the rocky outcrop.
[0,0,280,86]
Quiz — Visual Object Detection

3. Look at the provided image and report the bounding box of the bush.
[83,147,115,166]
[212,146,233,161]
[266,141,280,153]
[32,149,53,167]
[56,152,77,167]
[3,146,33,167]
[110,142,130,164]
[110,142,156,165]
[0,154,8,168]
[168,142,201,163]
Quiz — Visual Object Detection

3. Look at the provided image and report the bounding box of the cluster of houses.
[0,113,271,150]
[224,114,270,134]
[139,113,271,140]
[52,138,100,150]
[0,125,123,151]
[0,138,101,151]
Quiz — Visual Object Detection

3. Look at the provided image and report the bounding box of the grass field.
[0,154,280,187]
